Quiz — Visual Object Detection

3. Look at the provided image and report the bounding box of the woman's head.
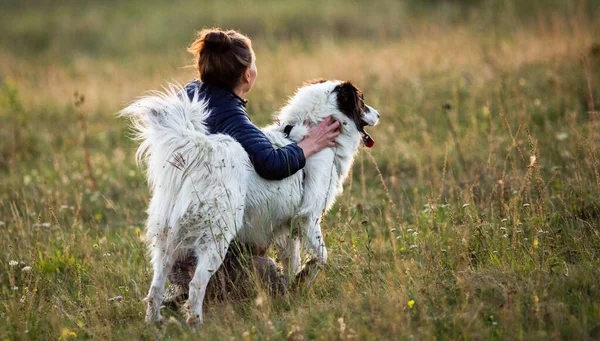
[188,28,257,93]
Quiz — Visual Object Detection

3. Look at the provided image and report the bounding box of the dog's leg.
[145,238,174,323]
[289,237,302,277]
[297,150,336,268]
[289,216,327,293]
[185,233,232,325]
[277,234,301,280]
[303,215,328,266]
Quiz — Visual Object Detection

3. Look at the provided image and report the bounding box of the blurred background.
[2,0,598,115]
[1,1,600,339]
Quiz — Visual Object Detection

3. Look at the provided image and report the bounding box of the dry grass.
[1,1,599,340]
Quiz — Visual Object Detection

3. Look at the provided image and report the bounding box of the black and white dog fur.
[121,80,379,324]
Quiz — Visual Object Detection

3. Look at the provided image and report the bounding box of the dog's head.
[330,80,379,148]
[281,79,380,148]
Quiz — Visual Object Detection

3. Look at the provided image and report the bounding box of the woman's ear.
[244,67,251,83]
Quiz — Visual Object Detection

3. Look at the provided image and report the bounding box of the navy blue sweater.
[184,80,305,180]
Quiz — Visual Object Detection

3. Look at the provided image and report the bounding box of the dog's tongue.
[360,129,375,148]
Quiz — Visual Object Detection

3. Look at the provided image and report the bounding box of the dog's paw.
[182,301,203,326]
[144,296,164,323]
[144,308,163,323]
[186,314,202,326]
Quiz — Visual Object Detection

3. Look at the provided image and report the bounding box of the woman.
[165,28,340,304]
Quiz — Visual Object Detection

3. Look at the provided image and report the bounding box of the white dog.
[121,80,379,324]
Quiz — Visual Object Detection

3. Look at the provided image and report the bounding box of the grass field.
[1,0,600,339]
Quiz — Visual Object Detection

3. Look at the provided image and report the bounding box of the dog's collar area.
[283,125,294,138]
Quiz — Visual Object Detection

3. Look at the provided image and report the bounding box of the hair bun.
[203,30,232,53]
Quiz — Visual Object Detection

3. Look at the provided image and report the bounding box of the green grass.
[1,0,600,339]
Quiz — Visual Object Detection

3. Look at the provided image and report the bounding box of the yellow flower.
[58,328,77,340]
[408,299,415,309]
[534,295,539,303]
[482,105,490,117]
[533,239,539,247]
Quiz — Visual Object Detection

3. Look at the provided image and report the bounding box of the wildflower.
[21,266,32,273]
[287,325,303,341]
[408,299,415,309]
[461,203,470,208]
[135,227,143,239]
[482,105,490,117]
[523,203,530,207]
[407,229,414,233]
[9,260,18,267]
[503,234,509,238]
[12,286,18,290]
[529,156,536,167]
[409,244,418,249]
[60,205,69,211]
[499,226,507,230]
[255,294,265,307]
[501,218,508,222]
[533,239,539,247]
[0,221,5,226]
[58,328,77,340]
[556,132,569,141]
[412,231,418,237]
[534,295,539,303]
[109,295,123,302]
[338,317,346,336]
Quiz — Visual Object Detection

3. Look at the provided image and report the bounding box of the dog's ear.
[334,81,364,124]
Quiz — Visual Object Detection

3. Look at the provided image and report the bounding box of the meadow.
[1,0,599,339]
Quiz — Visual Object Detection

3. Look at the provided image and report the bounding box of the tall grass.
[1,0,599,339]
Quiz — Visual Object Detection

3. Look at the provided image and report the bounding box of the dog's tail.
[119,84,213,192]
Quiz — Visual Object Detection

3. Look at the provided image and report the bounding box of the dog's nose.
[376,113,380,118]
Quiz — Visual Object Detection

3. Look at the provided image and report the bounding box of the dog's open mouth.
[359,124,375,148]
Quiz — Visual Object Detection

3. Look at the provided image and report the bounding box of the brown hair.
[187,28,254,90]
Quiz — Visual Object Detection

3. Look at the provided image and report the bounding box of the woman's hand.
[297,116,341,158]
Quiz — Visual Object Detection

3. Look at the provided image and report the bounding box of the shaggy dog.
[121,80,379,324]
